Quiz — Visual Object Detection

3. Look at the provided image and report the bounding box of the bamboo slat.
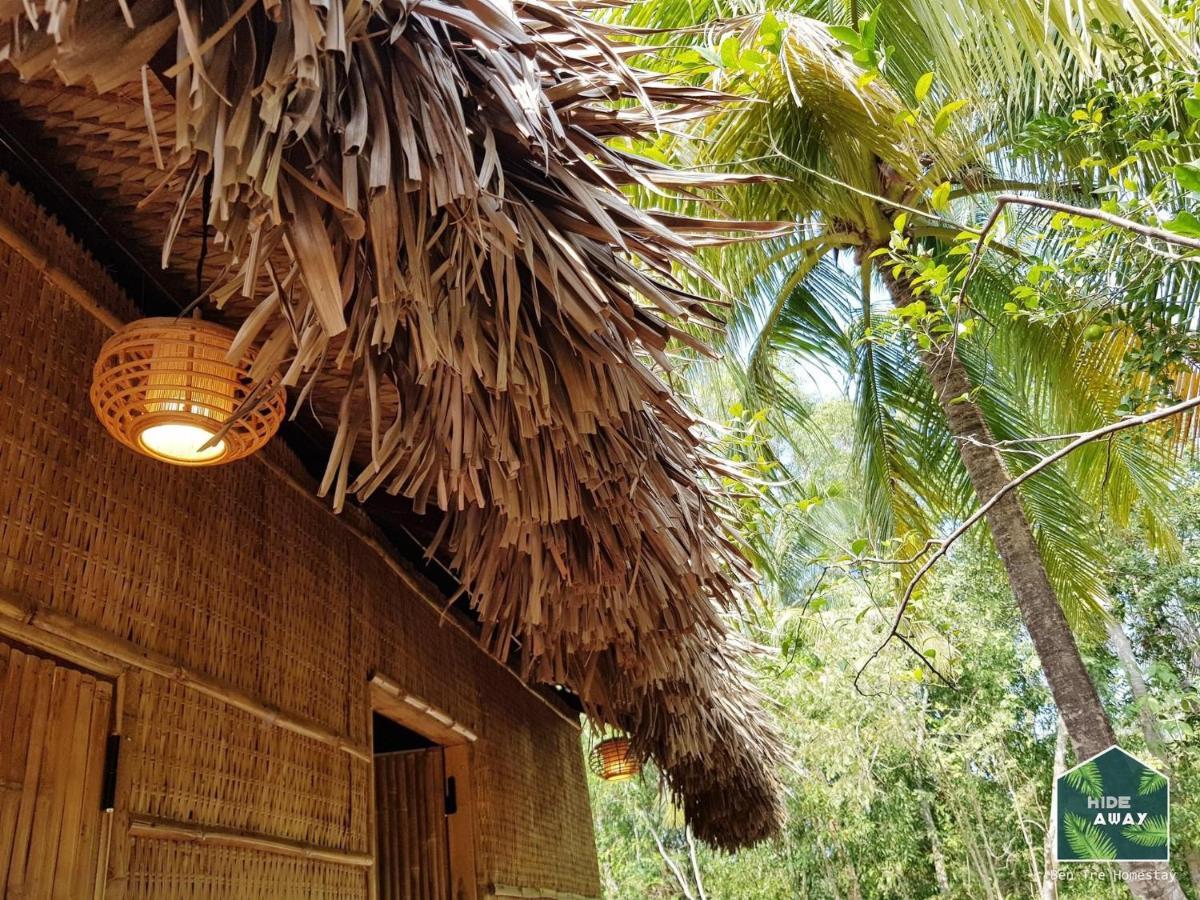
[50,674,94,899]
[390,755,403,900]
[370,676,479,745]
[0,600,123,677]
[0,646,33,894]
[74,682,113,899]
[5,654,54,897]
[444,744,478,900]
[0,643,112,897]
[26,667,79,894]
[430,751,448,900]
[127,816,373,866]
[374,749,449,900]
[105,673,142,900]
[404,755,417,900]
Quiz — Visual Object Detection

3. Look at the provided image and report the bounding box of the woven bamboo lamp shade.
[590,737,640,782]
[90,317,286,466]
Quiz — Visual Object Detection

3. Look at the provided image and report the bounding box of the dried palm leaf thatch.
[1,0,785,846]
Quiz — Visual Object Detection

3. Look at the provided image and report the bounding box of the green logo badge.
[1056,746,1169,862]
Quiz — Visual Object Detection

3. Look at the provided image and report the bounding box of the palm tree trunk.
[881,267,1184,900]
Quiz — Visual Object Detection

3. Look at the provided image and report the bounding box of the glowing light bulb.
[137,422,227,463]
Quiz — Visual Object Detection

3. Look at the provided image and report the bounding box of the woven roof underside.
[0,0,784,847]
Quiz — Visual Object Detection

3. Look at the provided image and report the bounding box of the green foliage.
[590,406,1200,897]
[589,1,1200,897]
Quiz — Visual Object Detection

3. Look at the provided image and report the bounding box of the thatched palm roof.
[0,0,784,846]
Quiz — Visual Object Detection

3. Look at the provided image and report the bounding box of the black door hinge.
[100,734,121,811]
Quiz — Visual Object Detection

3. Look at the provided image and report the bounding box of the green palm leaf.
[1064,761,1104,798]
[1123,816,1169,848]
[1139,770,1168,796]
[1064,812,1118,860]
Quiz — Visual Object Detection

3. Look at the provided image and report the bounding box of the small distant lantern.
[90,317,285,466]
[590,736,641,782]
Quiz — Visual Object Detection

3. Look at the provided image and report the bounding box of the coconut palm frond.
[849,321,953,549]
[964,258,1188,557]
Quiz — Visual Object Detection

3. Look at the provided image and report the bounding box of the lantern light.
[90,317,286,466]
[590,736,641,782]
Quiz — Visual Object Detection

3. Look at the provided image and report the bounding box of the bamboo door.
[375,748,450,900]
[0,641,114,899]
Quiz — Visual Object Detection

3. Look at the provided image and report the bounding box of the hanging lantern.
[90,317,286,466]
[590,736,641,782]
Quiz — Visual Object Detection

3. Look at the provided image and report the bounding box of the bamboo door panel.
[375,748,449,900]
[0,641,113,900]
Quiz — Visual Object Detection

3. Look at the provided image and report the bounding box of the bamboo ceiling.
[0,0,784,846]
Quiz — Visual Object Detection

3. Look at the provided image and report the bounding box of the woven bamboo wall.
[0,174,601,899]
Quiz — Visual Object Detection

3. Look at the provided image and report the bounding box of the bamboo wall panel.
[125,677,370,852]
[473,699,597,896]
[374,750,449,900]
[0,198,354,738]
[0,174,601,899]
[0,641,112,899]
[126,840,365,898]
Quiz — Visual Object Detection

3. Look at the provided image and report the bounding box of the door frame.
[368,672,478,900]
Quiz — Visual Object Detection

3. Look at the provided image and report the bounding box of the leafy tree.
[603,3,1200,895]
[589,403,1197,898]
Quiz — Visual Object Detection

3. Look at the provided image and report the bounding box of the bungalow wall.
[0,175,601,899]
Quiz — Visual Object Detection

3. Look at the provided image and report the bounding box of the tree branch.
[642,811,695,900]
[993,193,1200,251]
[954,193,1200,312]
[686,827,708,900]
[855,392,1200,692]
[948,179,1080,200]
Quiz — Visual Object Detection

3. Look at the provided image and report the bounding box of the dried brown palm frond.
[1,0,784,846]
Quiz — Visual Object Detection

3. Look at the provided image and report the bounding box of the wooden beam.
[0,601,122,677]
[0,214,123,332]
[370,675,477,746]
[0,591,371,763]
[489,885,599,900]
[444,744,479,900]
[128,815,374,867]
